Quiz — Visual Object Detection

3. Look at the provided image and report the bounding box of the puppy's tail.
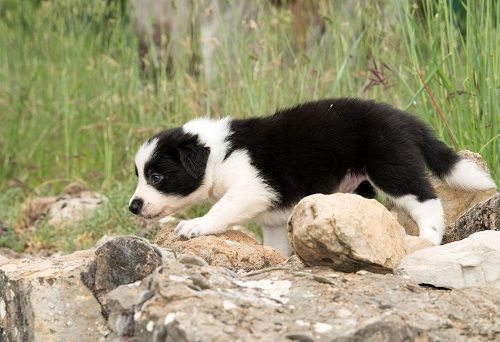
[416,126,496,191]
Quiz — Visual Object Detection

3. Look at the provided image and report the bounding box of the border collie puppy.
[129,98,495,256]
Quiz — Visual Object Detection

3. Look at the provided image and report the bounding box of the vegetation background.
[0,0,498,253]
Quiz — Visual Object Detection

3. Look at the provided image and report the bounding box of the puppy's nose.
[129,198,143,215]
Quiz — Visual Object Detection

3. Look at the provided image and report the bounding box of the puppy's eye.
[150,173,163,184]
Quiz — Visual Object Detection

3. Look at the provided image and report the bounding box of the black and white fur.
[129,98,496,256]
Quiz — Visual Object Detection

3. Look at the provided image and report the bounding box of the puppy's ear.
[178,143,210,179]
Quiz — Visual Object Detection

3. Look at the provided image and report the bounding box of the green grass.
[0,0,498,252]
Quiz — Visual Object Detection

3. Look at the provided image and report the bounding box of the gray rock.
[105,251,500,341]
[81,236,162,297]
[444,193,499,244]
[0,250,108,341]
[20,189,108,228]
[396,231,500,289]
[80,235,164,326]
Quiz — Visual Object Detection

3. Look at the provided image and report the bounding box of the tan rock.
[289,193,406,273]
[389,150,496,240]
[155,225,285,272]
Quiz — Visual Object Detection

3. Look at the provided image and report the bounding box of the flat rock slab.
[0,250,109,341]
[106,254,500,341]
[396,231,500,289]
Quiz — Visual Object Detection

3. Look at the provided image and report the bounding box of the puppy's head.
[129,128,210,219]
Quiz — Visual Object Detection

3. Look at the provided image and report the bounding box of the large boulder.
[105,250,500,341]
[0,250,108,341]
[155,224,285,272]
[289,193,406,273]
[389,150,496,241]
[395,231,500,289]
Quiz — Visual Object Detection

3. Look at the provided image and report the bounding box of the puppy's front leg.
[175,186,273,239]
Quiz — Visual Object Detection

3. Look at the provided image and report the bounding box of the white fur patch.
[255,208,293,257]
[183,117,231,166]
[176,149,278,238]
[392,195,444,245]
[444,158,496,191]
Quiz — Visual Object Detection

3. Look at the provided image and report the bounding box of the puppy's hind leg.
[390,195,444,245]
[366,154,444,245]
[262,225,292,257]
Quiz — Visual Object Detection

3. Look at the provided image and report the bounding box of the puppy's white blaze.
[129,138,159,206]
[392,195,444,245]
[444,158,496,191]
[134,138,158,175]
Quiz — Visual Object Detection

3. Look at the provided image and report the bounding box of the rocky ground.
[1,151,499,341]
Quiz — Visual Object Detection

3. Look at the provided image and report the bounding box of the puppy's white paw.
[419,230,442,246]
[175,218,213,239]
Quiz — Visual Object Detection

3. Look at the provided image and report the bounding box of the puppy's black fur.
[226,98,458,207]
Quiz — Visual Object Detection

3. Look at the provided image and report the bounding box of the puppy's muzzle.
[129,198,143,215]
